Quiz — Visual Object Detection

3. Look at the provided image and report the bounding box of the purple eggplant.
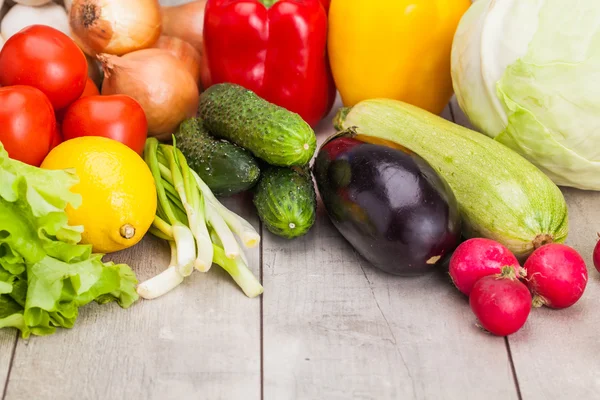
[313,133,461,276]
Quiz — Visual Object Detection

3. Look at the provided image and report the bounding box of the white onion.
[13,0,53,6]
[1,3,69,41]
[63,0,71,12]
[0,34,4,51]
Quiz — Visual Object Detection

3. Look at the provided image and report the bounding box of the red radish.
[524,243,588,309]
[449,238,523,296]
[469,266,532,336]
[594,233,600,273]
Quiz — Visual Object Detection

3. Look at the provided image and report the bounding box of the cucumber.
[253,165,317,239]
[198,83,316,167]
[173,118,260,197]
[334,99,569,258]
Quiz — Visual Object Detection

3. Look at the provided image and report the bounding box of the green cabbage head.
[451,0,600,190]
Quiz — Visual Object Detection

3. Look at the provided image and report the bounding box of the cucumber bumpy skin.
[252,166,317,239]
[335,99,569,259]
[199,83,317,167]
[174,118,260,197]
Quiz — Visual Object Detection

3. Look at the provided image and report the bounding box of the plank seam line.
[259,219,264,400]
[1,331,18,400]
[504,337,523,400]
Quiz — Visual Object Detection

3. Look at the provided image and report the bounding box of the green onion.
[191,169,261,248]
[144,139,196,277]
[137,136,263,300]
[136,241,184,300]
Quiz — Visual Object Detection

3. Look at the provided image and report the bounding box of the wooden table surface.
[2,1,600,399]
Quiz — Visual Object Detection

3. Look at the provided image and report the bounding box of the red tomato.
[55,77,100,122]
[0,86,56,166]
[0,25,88,110]
[62,95,148,154]
[81,77,100,97]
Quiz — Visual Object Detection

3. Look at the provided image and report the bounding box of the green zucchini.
[198,83,316,167]
[173,118,260,197]
[253,165,317,239]
[334,99,569,258]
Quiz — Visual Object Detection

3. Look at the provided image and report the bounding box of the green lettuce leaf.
[0,144,139,338]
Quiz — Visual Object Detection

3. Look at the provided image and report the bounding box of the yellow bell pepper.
[328,0,471,115]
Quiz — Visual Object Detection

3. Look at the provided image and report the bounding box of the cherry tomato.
[0,86,56,166]
[55,77,100,123]
[62,95,148,154]
[0,25,88,110]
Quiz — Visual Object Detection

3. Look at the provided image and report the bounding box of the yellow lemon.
[41,136,157,254]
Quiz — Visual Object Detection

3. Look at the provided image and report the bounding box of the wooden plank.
[0,331,15,397]
[262,98,518,400]
[4,198,261,400]
[507,189,600,399]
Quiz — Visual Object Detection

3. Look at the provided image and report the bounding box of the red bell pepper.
[202,0,336,127]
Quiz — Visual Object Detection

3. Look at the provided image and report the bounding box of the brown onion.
[99,49,199,140]
[70,0,161,56]
[151,36,202,86]
[161,0,206,53]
